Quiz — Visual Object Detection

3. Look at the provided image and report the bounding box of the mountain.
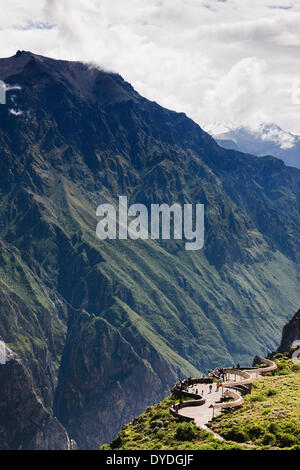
[0,345,72,450]
[211,123,300,169]
[277,308,300,354]
[0,51,299,449]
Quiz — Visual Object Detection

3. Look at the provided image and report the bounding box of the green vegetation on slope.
[103,354,300,450]
[1,51,300,447]
[100,394,245,450]
[210,355,300,449]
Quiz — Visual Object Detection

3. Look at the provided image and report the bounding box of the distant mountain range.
[0,51,299,449]
[207,123,300,169]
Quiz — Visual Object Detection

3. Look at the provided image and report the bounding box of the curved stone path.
[173,358,277,437]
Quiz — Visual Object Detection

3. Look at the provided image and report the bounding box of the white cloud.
[0,0,300,134]
[260,124,297,150]
[202,57,272,128]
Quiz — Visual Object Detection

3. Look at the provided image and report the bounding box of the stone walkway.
[176,360,277,437]
[178,376,236,427]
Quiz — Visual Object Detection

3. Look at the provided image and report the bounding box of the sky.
[1,0,300,134]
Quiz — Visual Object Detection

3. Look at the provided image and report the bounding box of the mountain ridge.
[211,122,300,169]
[0,51,299,448]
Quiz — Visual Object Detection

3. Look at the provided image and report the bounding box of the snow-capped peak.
[258,123,297,150]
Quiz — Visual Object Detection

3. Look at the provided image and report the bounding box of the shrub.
[283,421,300,436]
[262,433,276,445]
[247,424,264,439]
[152,426,160,433]
[110,433,123,449]
[277,432,298,448]
[222,427,247,443]
[249,394,265,402]
[278,370,290,376]
[268,422,279,434]
[150,420,163,428]
[277,363,290,375]
[277,362,288,370]
[175,422,196,441]
[153,442,162,449]
[99,444,111,450]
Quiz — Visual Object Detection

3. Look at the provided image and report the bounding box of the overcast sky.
[1,0,300,134]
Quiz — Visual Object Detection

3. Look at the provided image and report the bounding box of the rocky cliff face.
[0,51,299,448]
[54,313,176,448]
[0,346,70,449]
[277,308,300,354]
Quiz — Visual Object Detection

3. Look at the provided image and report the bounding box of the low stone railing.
[169,397,205,421]
[209,359,277,413]
[174,390,204,399]
[223,358,277,388]
[170,358,277,423]
[172,377,213,394]
[191,377,213,384]
[252,358,277,374]
[223,368,253,388]
[211,389,244,411]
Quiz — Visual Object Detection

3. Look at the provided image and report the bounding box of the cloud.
[260,124,297,150]
[0,0,299,134]
[201,57,278,129]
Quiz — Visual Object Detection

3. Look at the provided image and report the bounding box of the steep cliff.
[277,308,300,354]
[0,51,299,448]
[0,346,70,449]
[54,312,176,448]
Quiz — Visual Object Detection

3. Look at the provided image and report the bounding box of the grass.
[100,393,245,450]
[101,353,300,450]
[209,354,300,449]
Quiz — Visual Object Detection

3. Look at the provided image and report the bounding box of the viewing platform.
[170,358,277,435]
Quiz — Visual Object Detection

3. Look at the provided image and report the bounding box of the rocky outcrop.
[0,346,71,449]
[277,308,300,353]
